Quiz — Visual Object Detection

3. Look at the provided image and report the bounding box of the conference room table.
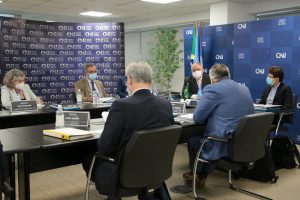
[1,107,204,200]
[0,103,112,129]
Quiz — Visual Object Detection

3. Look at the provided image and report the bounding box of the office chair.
[272,94,297,135]
[85,125,182,200]
[0,142,14,200]
[192,112,274,200]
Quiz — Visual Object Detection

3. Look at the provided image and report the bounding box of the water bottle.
[15,91,21,101]
[76,89,82,104]
[92,90,99,104]
[152,84,158,96]
[55,104,64,128]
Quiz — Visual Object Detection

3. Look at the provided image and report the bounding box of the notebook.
[43,128,102,140]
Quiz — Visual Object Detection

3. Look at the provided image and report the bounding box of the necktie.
[197,79,202,97]
[91,81,96,92]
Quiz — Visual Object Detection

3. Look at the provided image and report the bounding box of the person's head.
[125,61,153,95]
[191,62,204,80]
[266,66,284,86]
[3,69,26,90]
[209,63,231,84]
[84,63,97,81]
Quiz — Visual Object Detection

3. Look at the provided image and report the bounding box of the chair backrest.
[228,112,274,163]
[285,94,298,124]
[119,125,181,189]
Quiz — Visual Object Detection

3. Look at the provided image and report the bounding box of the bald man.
[182,63,211,99]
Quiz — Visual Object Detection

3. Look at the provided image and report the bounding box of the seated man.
[116,76,128,98]
[259,66,293,111]
[75,63,107,102]
[182,62,211,99]
[91,62,174,199]
[183,63,255,188]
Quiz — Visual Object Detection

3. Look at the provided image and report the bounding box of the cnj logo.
[276,52,287,59]
[255,68,265,75]
[237,23,247,29]
[185,30,193,35]
[215,54,223,60]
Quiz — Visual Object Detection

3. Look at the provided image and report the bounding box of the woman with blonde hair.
[1,69,37,108]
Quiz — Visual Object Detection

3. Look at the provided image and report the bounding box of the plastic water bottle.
[92,90,99,104]
[152,84,158,96]
[15,91,21,101]
[76,89,82,104]
[55,104,64,128]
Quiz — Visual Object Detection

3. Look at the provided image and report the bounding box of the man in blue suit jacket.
[116,76,128,98]
[183,63,255,188]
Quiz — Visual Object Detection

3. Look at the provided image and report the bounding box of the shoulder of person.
[75,79,86,85]
[24,84,31,89]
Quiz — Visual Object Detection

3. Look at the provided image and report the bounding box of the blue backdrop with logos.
[184,16,300,144]
[0,17,125,104]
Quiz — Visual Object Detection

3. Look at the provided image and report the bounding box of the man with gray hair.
[85,61,174,200]
[183,63,255,188]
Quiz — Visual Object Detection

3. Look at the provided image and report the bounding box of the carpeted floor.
[30,144,300,200]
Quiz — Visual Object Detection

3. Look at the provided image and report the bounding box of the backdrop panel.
[184,16,300,143]
[0,17,125,104]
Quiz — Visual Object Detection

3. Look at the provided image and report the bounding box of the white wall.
[125,28,185,92]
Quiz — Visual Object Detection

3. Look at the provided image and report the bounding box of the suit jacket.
[74,79,107,102]
[182,74,211,98]
[259,82,293,111]
[94,89,174,195]
[1,84,37,109]
[193,79,255,160]
[116,76,128,98]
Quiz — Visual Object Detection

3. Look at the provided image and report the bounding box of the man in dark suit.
[182,62,211,99]
[116,76,128,98]
[259,66,293,111]
[92,61,174,200]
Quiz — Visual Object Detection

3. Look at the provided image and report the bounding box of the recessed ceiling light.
[141,0,181,4]
[46,21,55,22]
[79,11,112,17]
[0,1,3,3]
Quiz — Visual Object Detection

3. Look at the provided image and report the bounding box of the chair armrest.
[204,136,229,143]
[279,111,295,116]
[94,152,116,163]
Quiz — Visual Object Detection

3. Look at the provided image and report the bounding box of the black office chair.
[85,125,182,200]
[0,142,14,200]
[272,94,297,135]
[192,112,275,200]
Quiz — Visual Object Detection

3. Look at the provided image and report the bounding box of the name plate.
[64,111,90,127]
[11,100,38,113]
[157,91,170,100]
[171,102,186,115]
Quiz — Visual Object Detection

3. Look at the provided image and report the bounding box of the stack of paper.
[174,113,194,124]
[254,104,282,111]
[43,128,100,140]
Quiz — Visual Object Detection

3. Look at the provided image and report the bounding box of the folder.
[43,128,99,140]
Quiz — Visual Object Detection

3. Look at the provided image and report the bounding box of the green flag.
[183,82,190,99]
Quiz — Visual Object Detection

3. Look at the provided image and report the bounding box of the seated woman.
[1,69,37,109]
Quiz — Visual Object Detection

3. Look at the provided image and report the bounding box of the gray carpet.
[30,144,300,200]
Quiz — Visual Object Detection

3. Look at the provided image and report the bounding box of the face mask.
[192,70,203,79]
[15,82,25,90]
[266,77,273,86]
[88,73,97,81]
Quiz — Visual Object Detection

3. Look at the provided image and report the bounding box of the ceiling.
[0,0,263,23]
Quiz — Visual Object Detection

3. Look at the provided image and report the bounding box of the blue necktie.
[197,87,202,97]
[91,81,96,91]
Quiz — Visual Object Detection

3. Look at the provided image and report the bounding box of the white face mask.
[15,82,25,90]
[192,70,203,80]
